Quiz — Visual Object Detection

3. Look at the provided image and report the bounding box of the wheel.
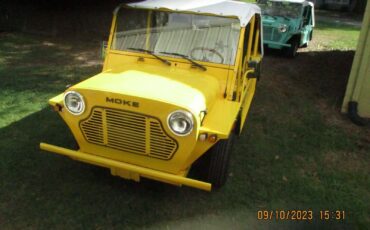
[285,39,299,58]
[194,132,235,189]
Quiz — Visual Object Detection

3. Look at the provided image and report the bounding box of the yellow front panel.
[103,51,234,95]
[58,89,202,175]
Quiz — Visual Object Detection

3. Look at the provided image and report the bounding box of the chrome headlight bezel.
[278,24,288,33]
[64,91,85,115]
[167,110,194,136]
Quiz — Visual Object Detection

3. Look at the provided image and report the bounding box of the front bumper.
[264,40,291,48]
[40,142,212,191]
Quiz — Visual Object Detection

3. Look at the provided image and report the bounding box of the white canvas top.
[269,0,306,2]
[126,0,261,27]
[268,0,314,7]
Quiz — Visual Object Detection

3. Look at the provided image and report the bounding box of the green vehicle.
[258,0,315,57]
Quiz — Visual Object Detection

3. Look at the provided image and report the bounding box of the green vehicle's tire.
[285,39,299,58]
[201,132,236,189]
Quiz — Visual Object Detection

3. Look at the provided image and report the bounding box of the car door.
[301,4,314,45]
[237,14,262,134]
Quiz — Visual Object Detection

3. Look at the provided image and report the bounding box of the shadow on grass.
[0,91,366,228]
[0,33,101,94]
[0,33,102,128]
[0,108,250,228]
[263,49,354,108]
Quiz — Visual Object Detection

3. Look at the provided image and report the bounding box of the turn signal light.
[199,133,208,141]
[208,134,217,143]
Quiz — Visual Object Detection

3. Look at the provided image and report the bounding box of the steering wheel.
[190,47,224,64]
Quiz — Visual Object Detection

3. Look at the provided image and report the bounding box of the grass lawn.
[0,18,369,229]
[310,21,361,51]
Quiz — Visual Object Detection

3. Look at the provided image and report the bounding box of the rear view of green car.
[258,0,315,57]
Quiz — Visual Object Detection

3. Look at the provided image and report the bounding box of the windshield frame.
[108,6,243,68]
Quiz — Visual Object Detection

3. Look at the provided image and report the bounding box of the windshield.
[258,1,302,18]
[112,8,241,65]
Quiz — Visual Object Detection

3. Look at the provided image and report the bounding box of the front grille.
[80,107,178,160]
[106,109,147,155]
[80,110,104,145]
[263,26,282,42]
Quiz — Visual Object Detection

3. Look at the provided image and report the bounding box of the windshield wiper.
[160,52,207,71]
[127,48,171,66]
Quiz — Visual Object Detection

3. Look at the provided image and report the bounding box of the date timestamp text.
[257,210,345,221]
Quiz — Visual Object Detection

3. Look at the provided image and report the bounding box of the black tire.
[285,39,299,58]
[201,133,236,189]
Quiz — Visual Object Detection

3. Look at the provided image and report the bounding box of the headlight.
[167,110,194,136]
[64,91,85,115]
[278,24,288,33]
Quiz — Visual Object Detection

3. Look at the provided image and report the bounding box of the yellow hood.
[72,65,221,114]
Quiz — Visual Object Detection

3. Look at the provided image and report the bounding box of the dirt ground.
[263,49,353,105]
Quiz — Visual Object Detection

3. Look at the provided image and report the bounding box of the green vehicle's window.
[112,8,241,65]
[259,1,302,18]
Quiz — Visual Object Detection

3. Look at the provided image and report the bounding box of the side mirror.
[100,41,108,59]
[247,60,261,80]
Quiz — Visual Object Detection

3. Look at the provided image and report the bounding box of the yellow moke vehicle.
[40,0,263,191]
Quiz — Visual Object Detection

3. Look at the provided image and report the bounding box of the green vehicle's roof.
[266,0,314,7]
